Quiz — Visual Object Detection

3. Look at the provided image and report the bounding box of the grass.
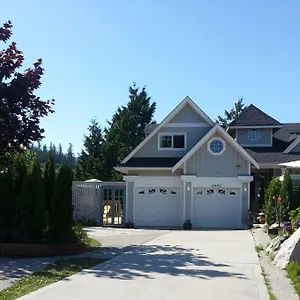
[261,266,277,300]
[255,244,264,252]
[85,237,102,250]
[0,258,106,300]
[286,262,300,296]
[268,233,278,240]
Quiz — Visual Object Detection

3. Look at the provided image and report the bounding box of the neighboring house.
[115,97,300,229]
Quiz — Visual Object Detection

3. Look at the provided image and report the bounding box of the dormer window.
[248,129,260,141]
[158,133,186,149]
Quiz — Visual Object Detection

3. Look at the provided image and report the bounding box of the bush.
[0,170,15,242]
[289,207,300,231]
[281,170,293,218]
[44,151,56,220]
[50,164,74,243]
[17,155,46,243]
[265,178,281,225]
[183,220,192,230]
[72,223,88,244]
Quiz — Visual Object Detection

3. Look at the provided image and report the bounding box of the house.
[115,96,300,229]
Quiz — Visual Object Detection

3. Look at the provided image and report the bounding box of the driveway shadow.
[81,244,246,280]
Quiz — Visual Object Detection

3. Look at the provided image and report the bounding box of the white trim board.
[164,123,211,128]
[121,96,215,164]
[284,135,300,153]
[172,124,259,172]
[229,125,282,129]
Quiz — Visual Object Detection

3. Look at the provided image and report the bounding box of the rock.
[269,223,280,229]
[266,236,287,254]
[274,228,300,269]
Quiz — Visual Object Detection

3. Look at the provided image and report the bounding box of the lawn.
[85,237,102,250]
[0,258,106,300]
[286,262,300,296]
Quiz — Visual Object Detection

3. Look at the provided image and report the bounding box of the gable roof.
[121,96,215,164]
[228,104,282,127]
[282,123,300,134]
[172,124,259,172]
[283,135,300,154]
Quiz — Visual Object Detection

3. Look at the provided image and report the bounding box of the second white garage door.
[193,188,241,229]
[134,187,181,227]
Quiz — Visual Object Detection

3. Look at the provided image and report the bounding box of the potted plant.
[183,220,192,230]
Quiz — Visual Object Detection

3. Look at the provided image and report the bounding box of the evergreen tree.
[280,170,293,216]
[216,98,246,128]
[44,152,56,219]
[0,170,14,241]
[41,144,48,164]
[17,155,46,242]
[67,143,75,167]
[103,83,156,179]
[58,143,63,165]
[51,164,74,243]
[14,154,28,197]
[76,119,105,180]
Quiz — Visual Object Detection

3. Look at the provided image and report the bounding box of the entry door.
[134,187,181,227]
[193,188,241,229]
[103,189,124,225]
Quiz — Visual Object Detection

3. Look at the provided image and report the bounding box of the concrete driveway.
[19,230,268,300]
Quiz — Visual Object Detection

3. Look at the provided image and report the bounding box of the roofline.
[115,166,173,171]
[121,96,214,164]
[228,125,282,129]
[172,124,259,172]
[283,135,300,154]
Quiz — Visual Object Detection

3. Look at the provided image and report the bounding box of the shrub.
[183,220,192,230]
[50,164,74,243]
[283,221,293,235]
[72,223,88,244]
[281,170,293,218]
[0,170,15,242]
[265,178,281,225]
[289,207,300,231]
[17,155,46,243]
[44,151,55,219]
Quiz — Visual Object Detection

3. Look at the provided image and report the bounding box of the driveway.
[19,230,268,300]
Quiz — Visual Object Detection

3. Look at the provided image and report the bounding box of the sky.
[2,1,300,155]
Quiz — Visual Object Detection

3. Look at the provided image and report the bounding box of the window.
[138,189,145,194]
[206,189,215,195]
[148,188,156,195]
[170,189,178,195]
[160,188,167,195]
[208,137,226,155]
[159,134,186,149]
[218,189,226,195]
[248,129,260,141]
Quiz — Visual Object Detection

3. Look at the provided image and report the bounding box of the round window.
[209,139,224,154]
[248,129,260,141]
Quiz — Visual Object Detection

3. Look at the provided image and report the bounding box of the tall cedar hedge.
[44,151,56,219]
[51,164,74,243]
[17,155,46,243]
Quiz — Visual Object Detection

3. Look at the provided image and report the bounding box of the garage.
[192,187,241,229]
[134,187,181,227]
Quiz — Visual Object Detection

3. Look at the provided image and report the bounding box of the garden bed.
[0,242,86,257]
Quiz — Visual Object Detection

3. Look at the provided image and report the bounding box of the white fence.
[72,182,102,224]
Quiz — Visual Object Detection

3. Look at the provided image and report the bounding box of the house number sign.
[211,184,222,188]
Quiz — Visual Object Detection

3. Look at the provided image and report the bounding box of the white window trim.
[158,133,187,150]
[248,129,260,141]
[207,137,226,155]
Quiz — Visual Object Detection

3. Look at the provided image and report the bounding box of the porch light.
[186,183,191,191]
[243,183,248,192]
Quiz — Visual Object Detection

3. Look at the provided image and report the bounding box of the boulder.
[266,236,287,254]
[274,228,300,269]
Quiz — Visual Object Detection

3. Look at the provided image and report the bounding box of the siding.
[291,142,300,153]
[237,128,272,146]
[186,133,249,177]
[135,126,211,157]
[126,182,134,223]
[170,104,208,123]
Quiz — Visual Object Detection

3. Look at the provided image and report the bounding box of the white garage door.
[193,188,241,229]
[134,187,181,227]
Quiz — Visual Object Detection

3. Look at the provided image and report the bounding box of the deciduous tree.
[0,20,54,163]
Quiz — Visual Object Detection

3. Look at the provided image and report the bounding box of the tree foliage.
[75,119,105,180]
[216,98,246,128]
[44,151,56,218]
[51,164,74,243]
[17,155,46,243]
[280,170,293,216]
[0,20,54,161]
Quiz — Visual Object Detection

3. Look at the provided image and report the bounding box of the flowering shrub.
[284,221,293,235]
[294,220,300,229]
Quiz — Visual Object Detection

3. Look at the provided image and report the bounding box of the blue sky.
[2,1,300,154]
